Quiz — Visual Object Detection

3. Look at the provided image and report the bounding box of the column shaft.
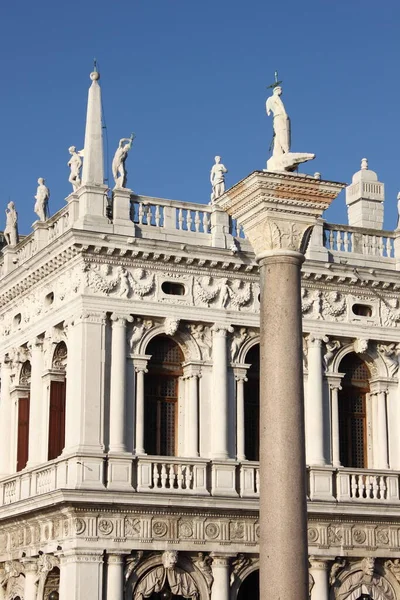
[309,560,330,600]
[330,385,341,467]
[236,375,246,461]
[210,556,230,600]
[306,336,326,466]
[60,552,103,600]
[27,340,43,466]
[259,254,308,600]
[109,316,128,452]
[107,554,124,600]
[375,391,389,469]
[24,566,38,600]
[186,374,199,457]
[212,327,229,459]
[135,367,146,454]
[0,361,12,475]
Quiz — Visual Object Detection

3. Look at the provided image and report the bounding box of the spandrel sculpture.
[68,146,84,192]
[210,156,228,203]
[34,178,50,221]
[4,201,19,246]
[112,134,135,189]
[266,71,315,172]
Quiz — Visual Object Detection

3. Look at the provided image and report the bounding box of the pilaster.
[59,550,104,600]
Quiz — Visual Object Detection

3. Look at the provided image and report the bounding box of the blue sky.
[1,0,399,234]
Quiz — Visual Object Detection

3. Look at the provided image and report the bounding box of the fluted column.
[328,377,342,467]
[107,554,125,600]
[0,357,12,475]
[183,363,201,457]
[23,559,38,600]
[234,367,248,461]
[210,554,231,600]
[309,558,330,600]
[373,387,389,469]
[27,338,44,467]
[306,334,326,466]
[211,325,232,460]
[134,357,149,455]
[109,314,133,453]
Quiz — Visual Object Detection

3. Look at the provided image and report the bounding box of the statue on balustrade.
[34,177,50,221]
[266,71,315,172]
[67,146,84,192]
[4,201,19,246]
[112,134,135,189]
[210,155,228,203]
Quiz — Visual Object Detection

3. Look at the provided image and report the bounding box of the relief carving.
[377,343,400,377]
[84,263,154,299]
[187,324,212,361]
[128,318,154,354]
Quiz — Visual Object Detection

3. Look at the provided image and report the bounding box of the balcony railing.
[323,223,395,259]
[1,456,400,509]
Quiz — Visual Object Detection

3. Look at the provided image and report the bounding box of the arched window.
[17,360,31,471]
[244,345,260,461]
[144,336,183,456]
[338,353,370,468]
[48,342,67,460]
[238,570,259,600]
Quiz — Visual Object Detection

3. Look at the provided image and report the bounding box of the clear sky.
[1,0,399,234]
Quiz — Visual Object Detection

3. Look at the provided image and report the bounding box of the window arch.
[244,345,260,461]
[17,360,31,471]
[338,353,370,468]
[48,342,67,460]
[144,336,183,456]
[238,570,259,600]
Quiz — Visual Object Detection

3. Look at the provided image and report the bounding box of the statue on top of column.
[112,134,135,189]
[67,146,84,192]
[266,71,315,173]
[34,177,50,221]
[4,201,19,246]
[210,155,228,203]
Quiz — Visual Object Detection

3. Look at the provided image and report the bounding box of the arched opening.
[338,353,370,468]
[238,570,259,600]
[244,345,260,461]
[144,336,183,456]
[17,360,31,471]
[48,342,67,460]
[43,566,60,599]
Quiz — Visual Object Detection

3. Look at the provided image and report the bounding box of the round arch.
[331,559,399,600]
[136,324,202,362]
[231,561,259,600]
[237,335,260,365]
[125,553,209,600]
[330,343,387,378]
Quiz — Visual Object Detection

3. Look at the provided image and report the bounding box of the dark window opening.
[244,345,260,461]
[161,281,185,296]
[48,380,66,460]
[352,304,372,317]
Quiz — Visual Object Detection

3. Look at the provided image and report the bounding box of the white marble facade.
[1,73,400,600]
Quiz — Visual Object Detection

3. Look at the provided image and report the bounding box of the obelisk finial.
[81,61,104,185]
[90,58,100,81]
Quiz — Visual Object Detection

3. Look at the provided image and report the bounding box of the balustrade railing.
[2,458,400,507]
[324,224,395,259]
[131,197,212,234]
[47,206,70,243]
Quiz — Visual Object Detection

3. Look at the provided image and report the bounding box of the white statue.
[112,134,135,189]
[265,72,315,172]
[68,146,84,192]
[34,177,50,221]
[210,156,228,203]
[4,201,18,246]
[397,192,400,229]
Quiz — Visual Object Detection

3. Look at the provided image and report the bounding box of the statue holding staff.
[4,201,18,246]
[112,134,135,189]
[34,178,50,221]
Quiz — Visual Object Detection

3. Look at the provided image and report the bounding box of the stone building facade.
[0,72,400,600]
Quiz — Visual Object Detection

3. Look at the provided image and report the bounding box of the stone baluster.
[109,314,133,453]
[134,357,149,455]
[27,338,44,467]
[211,325,232,459]
[107,553,125,600]
[306,334,327,466]
[210,554,231,600]
[309,558,330,600]
[328,376,342,467]
[233,367,248,461]
[183,363,201,457]
[0,357,12,475]
[22,559,38,600]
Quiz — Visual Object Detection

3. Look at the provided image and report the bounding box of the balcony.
[0,455,399,510]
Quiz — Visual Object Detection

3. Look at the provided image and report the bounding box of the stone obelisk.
[216,171,344,599]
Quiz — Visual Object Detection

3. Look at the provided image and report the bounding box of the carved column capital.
[212,323,233,337]
[233,365,250,382]
[133,355,151,374]
[111,313,134,326]
[309,557,331,571]
[210,553,233,567]
[307,333,328,348]
[182,362,202,379]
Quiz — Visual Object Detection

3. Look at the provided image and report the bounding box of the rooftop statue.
[266,71,315,172]
[210,156,228,203]
[68,146,84,192]
[34,177,50,222]
[112,134,135,189]
[4,201,18,246]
